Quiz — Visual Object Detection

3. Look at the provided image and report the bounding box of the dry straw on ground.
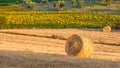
[103,26,111,32]
[65,34,93,58]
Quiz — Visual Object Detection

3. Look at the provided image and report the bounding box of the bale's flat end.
[103,26,111,32]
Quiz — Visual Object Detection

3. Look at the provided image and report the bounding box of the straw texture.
[65,34,93,58]
[103,26,111,32]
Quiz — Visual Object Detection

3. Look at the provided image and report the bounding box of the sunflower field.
[0,6,120,29]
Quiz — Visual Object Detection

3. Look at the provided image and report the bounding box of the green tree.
[89,0,93,4]
[55,0,65,10]
[41,0,48,3]
[100,0,112,5]
[71,0,76,5]
[23,0,35,9]
[78,0,84,8]
[72,0,84,8]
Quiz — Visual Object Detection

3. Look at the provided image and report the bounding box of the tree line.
[0,0,116,10]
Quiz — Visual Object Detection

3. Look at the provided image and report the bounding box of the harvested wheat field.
[0,29,120,68]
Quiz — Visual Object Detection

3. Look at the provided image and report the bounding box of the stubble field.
[0,29,120,68]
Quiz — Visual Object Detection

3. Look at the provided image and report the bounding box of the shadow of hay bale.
[0,50,119,68]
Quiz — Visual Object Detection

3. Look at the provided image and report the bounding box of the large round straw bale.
[103,26,111,32]
[65,34,93,58]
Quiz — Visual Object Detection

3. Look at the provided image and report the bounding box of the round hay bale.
[103,26,111,32]
[65,34,93,58]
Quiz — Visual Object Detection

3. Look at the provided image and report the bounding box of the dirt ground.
[0,29,120,68]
